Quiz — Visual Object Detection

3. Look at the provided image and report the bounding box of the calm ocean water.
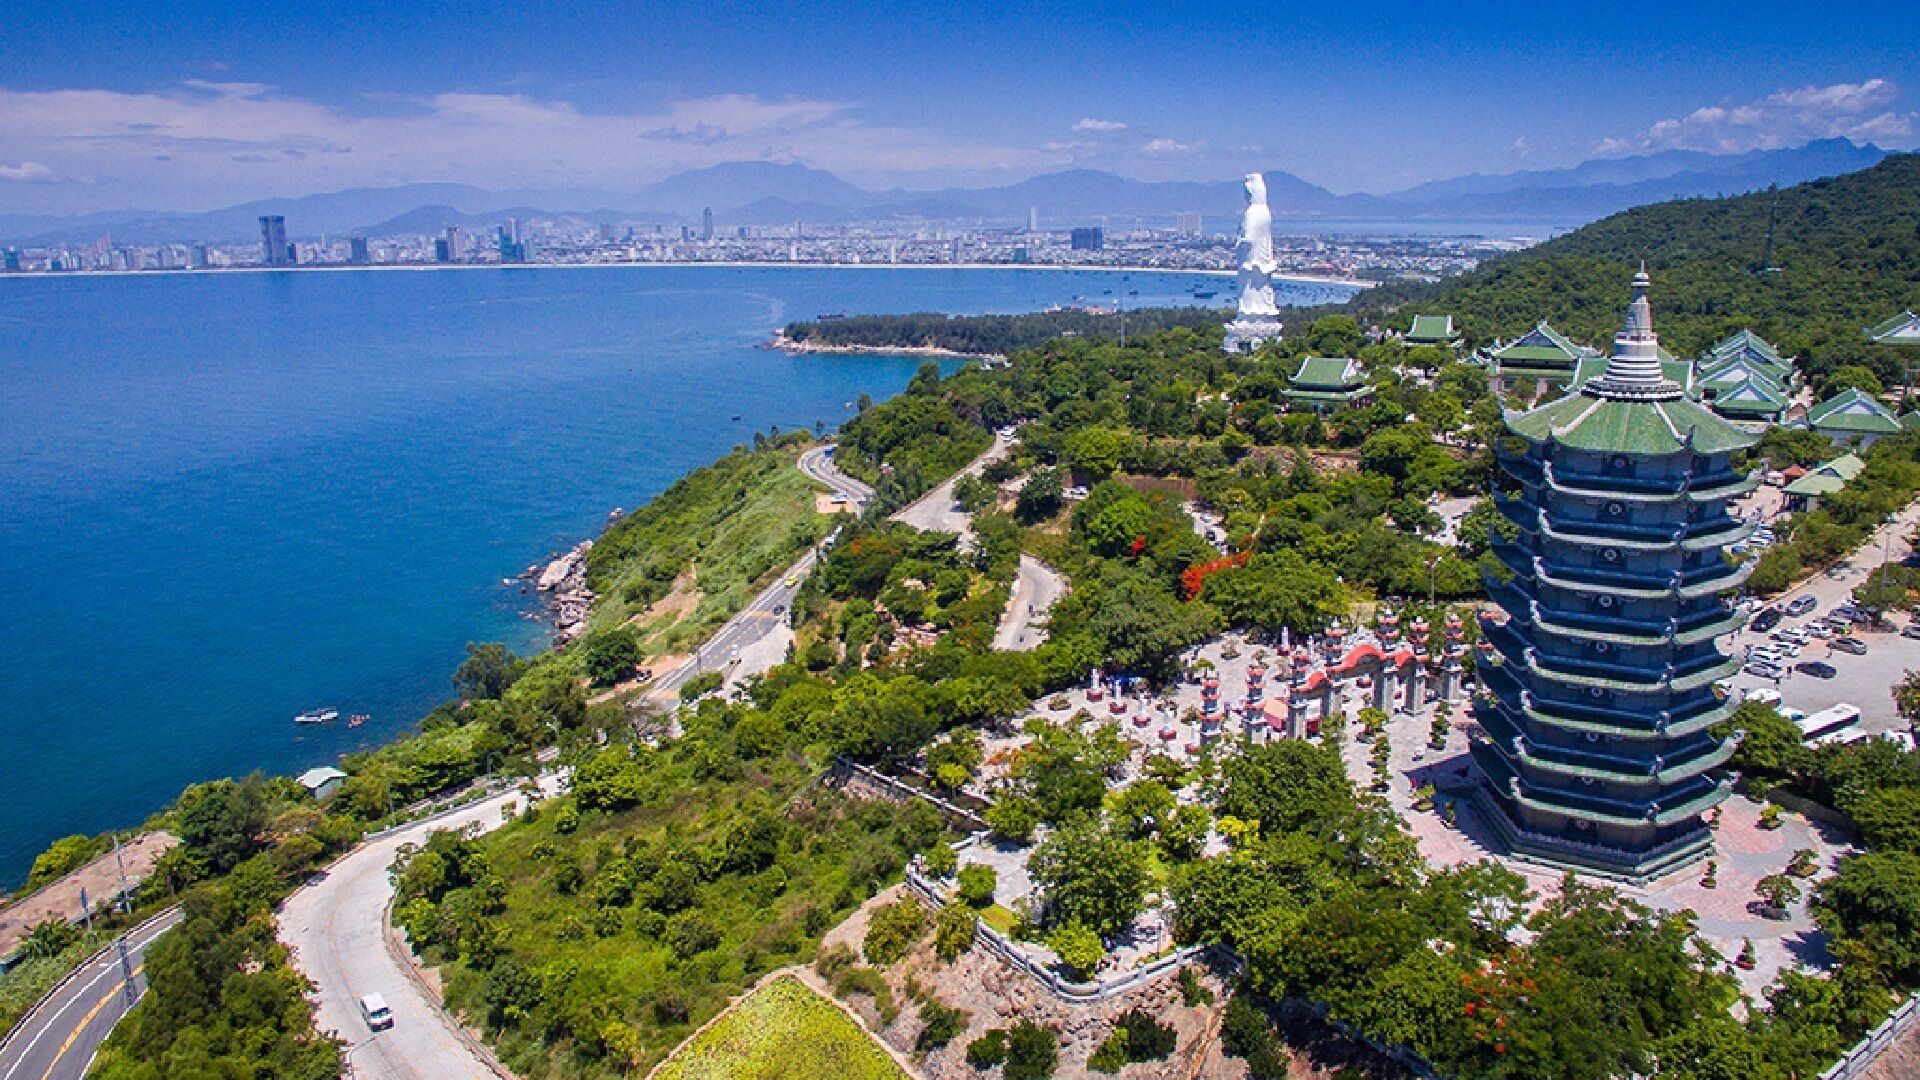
[0,265,1354,885]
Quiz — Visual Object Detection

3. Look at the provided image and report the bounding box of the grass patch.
[654,975,907,1080]
[980,903,1020,936]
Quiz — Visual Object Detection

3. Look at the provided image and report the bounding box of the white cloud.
[0,83,1047,209]
[1140,137,1195,155]
[0,161,53,181]
[1072,118,1127,133]
[1600,78,1915,155]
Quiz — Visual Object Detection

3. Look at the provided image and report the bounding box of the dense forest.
[1357,152,1920,380]
[782,305,1229,357]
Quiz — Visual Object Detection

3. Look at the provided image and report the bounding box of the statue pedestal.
[1224,314,1284,353]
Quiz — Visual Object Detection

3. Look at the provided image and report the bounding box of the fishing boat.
[293,708,339,725]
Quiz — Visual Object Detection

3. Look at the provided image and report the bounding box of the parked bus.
[1796,704,1861,745]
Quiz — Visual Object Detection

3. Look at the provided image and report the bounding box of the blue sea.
[0,265,1354,885]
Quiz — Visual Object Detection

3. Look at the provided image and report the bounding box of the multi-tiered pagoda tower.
[1474,268,1758,882]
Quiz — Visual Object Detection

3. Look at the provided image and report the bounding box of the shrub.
[666,911,720,958]
[935,902,976,961]
[922,841,957,879]
[1048,921,1105,980]
[966,1029,1009,1068]
[985,796,1040,843]
[1178,964,1214,1006]
[1090,1008,1177,1071]
[863,897,926,965]
[956,863,998,907]
[1221,995,1288,1080]
[1004,1019,1058,1080]
[915,997,969,1052]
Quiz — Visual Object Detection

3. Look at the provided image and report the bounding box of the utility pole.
[116,935,136,1006]
[112,833,132,914]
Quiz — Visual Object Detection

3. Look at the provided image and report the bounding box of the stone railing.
[903,859,1198,1005]
[830,757,990,831]
[1820,994,1920,1080]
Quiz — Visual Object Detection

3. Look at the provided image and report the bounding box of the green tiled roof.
[1901,411,1920,431]
[1406,314,1457,343]
[1289,355,1365,389]
[1568,357,1697,395]
[1784,454,1866,498]
[1707,328,1783,364]
[1807,387,1901,434]
[1866,311,1920,344]
[1492,322,1591,365]
[1705,372,1790,417]
[1507,387,1758,456]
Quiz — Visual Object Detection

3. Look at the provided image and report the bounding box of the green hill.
[1356,152,1920,379]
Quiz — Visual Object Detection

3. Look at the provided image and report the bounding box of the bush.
[1048,921,1105,980]
[935,902,976,961]
[1090,1008,1178,1071]
[985,796,1040,843]
[915,997,969,1051]
[922,841,958,879]
[863,897,926,965]
[1004,1019,1058,1080]
[1221,995,1288,1080]
[956,863,997,907]
[1178,964,1215,1007]
[966,1029,1009,1068]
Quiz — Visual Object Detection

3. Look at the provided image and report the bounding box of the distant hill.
[0,140,1891,247]
[1352,151,1920,375]
[1378,138,1888,222]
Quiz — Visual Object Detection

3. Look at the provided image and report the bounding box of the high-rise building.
[3,248,19,272]
[348,236,371,265]
[1026,206,1039,232]
[701,207,714,242]
[1474,269,1756,883]
[1177,211,1203,238]
[188,244,210,269]
[259,215,291,266]
[1070,227,1104,252]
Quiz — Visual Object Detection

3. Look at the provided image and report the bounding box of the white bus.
[1796,704,1861,746]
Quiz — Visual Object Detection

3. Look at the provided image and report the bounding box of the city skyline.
[2,0,1917,214]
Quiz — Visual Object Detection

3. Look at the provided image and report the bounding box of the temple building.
[1475,268,1755,883]
[1280,356,1372,412]
[1404,314,1459,350]
[1482,321,1596,397]
[1694,329,1800,424]
[1783,453,1865,510]
[1804,387,1902,448]
[1867,310,1920,345]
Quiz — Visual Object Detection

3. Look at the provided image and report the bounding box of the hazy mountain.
[1379,139,1887,220]
[0,139,1891,247]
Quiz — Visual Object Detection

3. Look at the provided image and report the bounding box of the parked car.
[1903,623,1920,641]
[1751,608,1783,632]
[1796,661,1838,679]
[1832,637,1868,655]
[1786,595,1819,616]
[1806,622,1833,638]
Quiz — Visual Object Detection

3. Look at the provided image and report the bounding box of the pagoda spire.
[1590,263,1680,401]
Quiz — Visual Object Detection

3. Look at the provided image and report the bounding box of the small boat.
[348,713,368,728]
[732,414,742,421]
[293,708,339,725]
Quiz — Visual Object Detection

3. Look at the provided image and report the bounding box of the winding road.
[278,777,562,1080]
[0,909,183,1080]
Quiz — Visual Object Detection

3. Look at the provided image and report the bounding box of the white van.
[361,993,394,1031]
[1744,687,1782,707]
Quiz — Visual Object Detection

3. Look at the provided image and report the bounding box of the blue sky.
[2,0,1917,213]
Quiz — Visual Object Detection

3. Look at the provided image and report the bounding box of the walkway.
[992,555,1065,651]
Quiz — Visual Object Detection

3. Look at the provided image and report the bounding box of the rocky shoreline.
[519,538,596,644]
[764,327,1002,362]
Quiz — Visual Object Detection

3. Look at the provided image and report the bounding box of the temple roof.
[1288,355,1366,389]
[1866,310,1920,344]
[1705,371,1791,416]
[1784,453,1865,497]
[1491,321,1592,366]
[1507,391,1757,455]
[1706,328,1784,364]
[1806,387,1901,434]
[1406,314,1457,344]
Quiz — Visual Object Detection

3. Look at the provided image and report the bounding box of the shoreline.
[0,260,1376,290]
[764,328,1003,361]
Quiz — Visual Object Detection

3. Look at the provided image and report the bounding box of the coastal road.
[279,777,562,1080]
[648,541,832,703]
[891,433,1012,538]
[0,907,183,1080]
[798,445,874,506]
[993,555,1066,651]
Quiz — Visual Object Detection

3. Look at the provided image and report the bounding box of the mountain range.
[0,139,1888,248]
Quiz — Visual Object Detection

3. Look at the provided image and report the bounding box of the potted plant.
[1758,804,1784,831]
[1787,848,1819,878]
[1700,860,1718,890]
[1735,939,1757,970]
[1413,784,1437,812]
[1755,874,1801,919]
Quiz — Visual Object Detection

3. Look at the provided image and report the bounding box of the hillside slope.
[1356,152,1920,374]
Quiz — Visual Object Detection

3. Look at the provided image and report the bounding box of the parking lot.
[1723,497,1920,736]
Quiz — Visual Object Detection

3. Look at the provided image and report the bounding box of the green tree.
[957,863,998,907]
[1048,920,1105,979]
[1004,1019,1059,1080]
[454,642,524,700]
[579,627,640,687]
[863,897,927,965]
[1028,816,1151,937]
[1016,467,1065,522]
[573,748,645,811]
[935,902,977,961]
[1818,851,1920,984]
